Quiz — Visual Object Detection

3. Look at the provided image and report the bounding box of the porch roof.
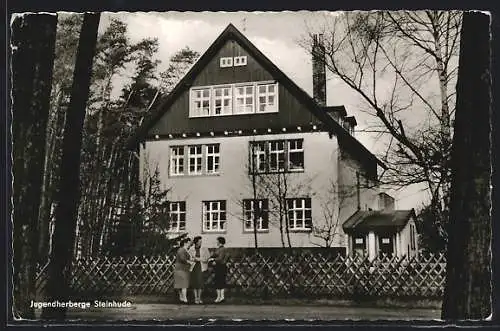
[342,209,416,233]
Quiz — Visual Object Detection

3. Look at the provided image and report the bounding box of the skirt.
[174,269,190,289]
[190,262,204,289]
[214,263,227,289]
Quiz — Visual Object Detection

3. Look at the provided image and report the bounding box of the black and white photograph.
[8,8,493,323]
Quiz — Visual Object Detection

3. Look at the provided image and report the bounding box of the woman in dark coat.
[211,236,229,303]
[174,237,192,303]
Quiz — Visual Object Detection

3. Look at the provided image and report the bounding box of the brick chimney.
[312,34,326,106]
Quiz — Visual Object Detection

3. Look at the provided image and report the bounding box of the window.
[286,198,312,230]
[203,200,226,232]
[189,81,278,117]
[234,56,247,66]
[410,224,416,250]
[257,83,277,112]
[191,88,211,116]
[243,199,269,231]
[170,146,184,176]
[269,141,285,172]
[381,237,390,244]
[288,139,304,171]
[206,144,220,174]
[251,142,267,173]
[250,139,304,173]
[354,238,364,245]
[220,57,233,67]
[188,145,203,175]
[234,85,254,114]
[213,86,232,115]
[168,201,186,232]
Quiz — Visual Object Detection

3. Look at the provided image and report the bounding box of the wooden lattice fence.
[36,252,446,299]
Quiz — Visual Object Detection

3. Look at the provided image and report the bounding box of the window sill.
[201,230,227,234]
[251,169,305,175]
[243,229,270,234]
[189,109,279,118]
[169,172,221,178]
[289,228,312,233]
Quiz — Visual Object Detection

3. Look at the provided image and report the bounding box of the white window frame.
[287,198,312,231]
[202,200,226,232]
[188,145,203,175]
[191,88,211,117]
[234,84,255,114]
[170,146,185,176]
[189,81,278,118]
[257,83,278,112]
[206,144,220,174]
[213,86,232,115]
[243,199,269,232]
[269,141,285,172]
[233,56,247,66]
[168,201,186,232]
[220,57,233,68]
[287,139,304,171]
[251,141,267,173]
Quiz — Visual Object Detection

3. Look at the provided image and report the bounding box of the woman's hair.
[180,237,191,247]
[217,236,226,245]
[193,236,202,244]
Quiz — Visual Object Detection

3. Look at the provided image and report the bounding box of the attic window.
[234,56,247,66]
[220,57,233,68]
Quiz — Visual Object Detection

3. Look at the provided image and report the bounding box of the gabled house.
[128,23,393,250]
[343,193,419,259]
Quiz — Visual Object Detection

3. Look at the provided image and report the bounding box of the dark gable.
[126,23,385,171]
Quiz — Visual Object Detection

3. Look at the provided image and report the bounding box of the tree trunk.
[38,89,65,265]
[11,13,57,320]
[441,12,491,320]
[41,13,100,320]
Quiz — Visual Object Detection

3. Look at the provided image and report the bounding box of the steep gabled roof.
[343,209,416,233]
[126,23,385,169]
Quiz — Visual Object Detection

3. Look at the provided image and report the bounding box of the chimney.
[312,34,326,106]
[344,116,357,136]
[378,192,395,211]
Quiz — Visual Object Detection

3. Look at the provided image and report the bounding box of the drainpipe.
[356,172,361,210]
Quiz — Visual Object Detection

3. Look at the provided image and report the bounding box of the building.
[128,23,415,252]
[343,193,419,260]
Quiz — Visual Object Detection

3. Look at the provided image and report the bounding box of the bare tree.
[311,179,352,247]
[300,11,462,245]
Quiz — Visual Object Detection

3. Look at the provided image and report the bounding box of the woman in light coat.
[173,237,192,303]
[188,236,210,304]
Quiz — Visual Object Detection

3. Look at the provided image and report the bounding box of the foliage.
[36,15,200,260]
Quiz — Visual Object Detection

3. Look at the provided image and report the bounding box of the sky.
[100,11,430,210]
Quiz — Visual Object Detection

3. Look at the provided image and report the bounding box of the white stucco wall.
[142,131,359,248]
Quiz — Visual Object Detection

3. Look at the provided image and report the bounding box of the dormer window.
[189,81,279,117]
[234,56,247,66]
[220,57,233,68]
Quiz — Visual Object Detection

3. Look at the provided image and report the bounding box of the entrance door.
[378,235,393,256]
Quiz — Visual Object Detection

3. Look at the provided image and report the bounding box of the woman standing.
[173,237,192,303]
[211,236,229,303]
[189,236,210,304]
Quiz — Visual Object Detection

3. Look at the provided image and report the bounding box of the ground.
[33,303,442,322]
